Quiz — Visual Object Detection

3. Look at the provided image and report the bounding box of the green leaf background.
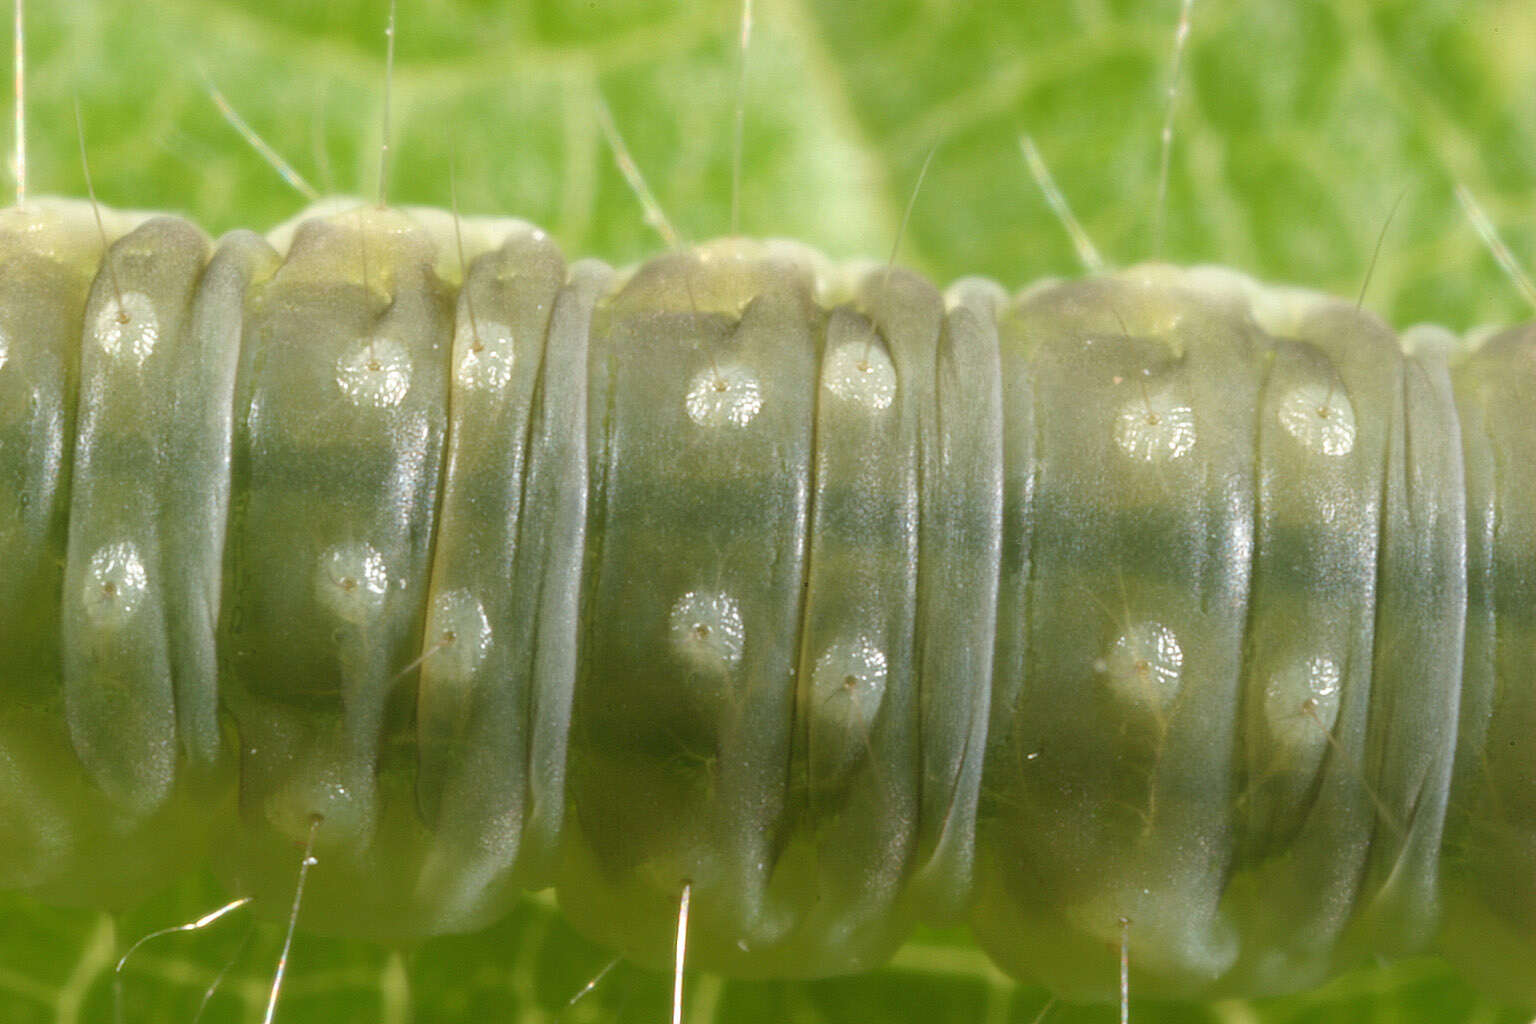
[3,0,1535,1021]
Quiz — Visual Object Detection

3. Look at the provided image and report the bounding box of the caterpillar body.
[7,1,1536,1023]
[1,189,1534,1012]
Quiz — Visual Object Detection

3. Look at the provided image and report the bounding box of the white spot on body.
[423,589,492,682]
[1096,622,1184,710]
[336,336,412,407]
[1264,655,1342,755]
[823,342,896,410]
[1277,382,1356,456]
[82,540,148,629]
[0,324,9,371]
[454,319,516,391]
[668,590,746,670]
[811,636,889,737]
[92,291,160,365]
[1114,390,1197,461]
[315,542,389,623]
[685,363,763,427]
[264,764,371,847]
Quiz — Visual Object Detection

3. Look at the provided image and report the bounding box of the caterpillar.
[4,1,1536,1023]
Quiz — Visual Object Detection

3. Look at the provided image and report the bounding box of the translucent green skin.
[0,199,1532,1005]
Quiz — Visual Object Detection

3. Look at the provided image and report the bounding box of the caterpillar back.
[3,191,1535,1009]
